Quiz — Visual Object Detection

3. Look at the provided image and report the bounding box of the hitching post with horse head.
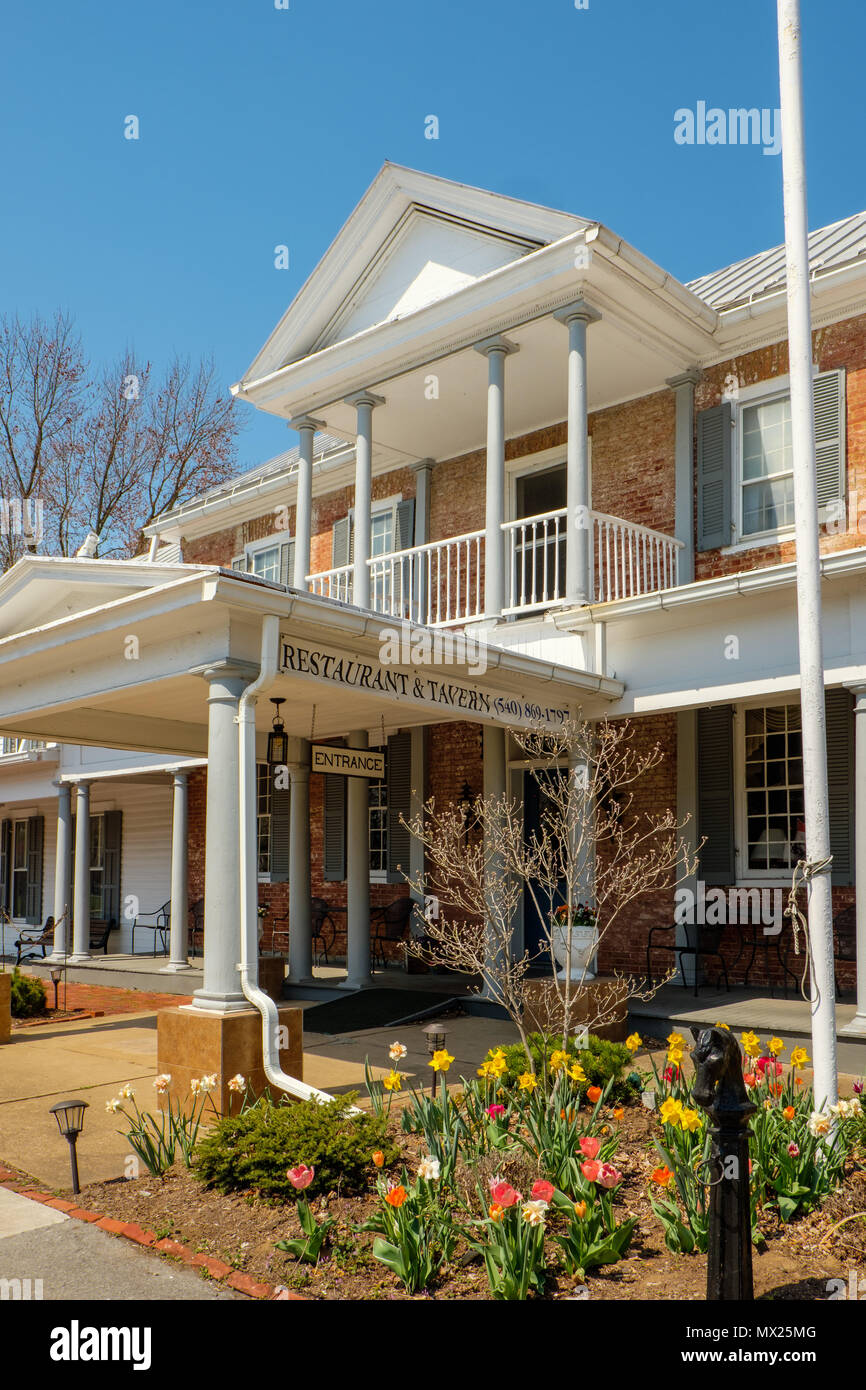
[690,1025,757,1300]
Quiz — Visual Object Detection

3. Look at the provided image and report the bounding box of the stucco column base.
[522,976,628,1044]
[840,1013,866,1038]
[0,972,11,1044]
[160,960,193,974]
[157,1004,303,1117]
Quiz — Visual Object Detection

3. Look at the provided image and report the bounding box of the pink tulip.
[531,1179,555,1203]
[489,1178,521,1208]
[287,1164,315,1190]
[787,1142,800,1157]
[486,1104,506,1119]
[597,1163,623,1189]
[579,1136,601,1160]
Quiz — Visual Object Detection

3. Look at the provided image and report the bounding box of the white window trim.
[733,699,804,884]
[505,443,591,522]
[368,740,388,882]
[239,529,293,578]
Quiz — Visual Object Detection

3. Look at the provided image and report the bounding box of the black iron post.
[691,1026,757,1301]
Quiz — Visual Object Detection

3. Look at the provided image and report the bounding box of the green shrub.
[194,1094,400,1199]
[10,968,46,1018]
[492,1033,637,1104]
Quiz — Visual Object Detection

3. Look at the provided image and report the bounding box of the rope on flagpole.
[784,854,834,1001]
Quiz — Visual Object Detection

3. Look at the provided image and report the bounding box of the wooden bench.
[89,918,118,955]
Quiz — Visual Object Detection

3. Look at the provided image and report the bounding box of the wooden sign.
[311,744,384,779]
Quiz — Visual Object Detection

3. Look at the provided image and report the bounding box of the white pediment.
[317,208,536,349]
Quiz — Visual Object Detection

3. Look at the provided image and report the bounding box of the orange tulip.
[385,1184,407,1208]
[574,1200,587,1219]
[783,1106,795,1121]
[613,1108,624,1121]
[372,1150,384,1167]
[651,1165,674,1187]
[587,1085,602,1104]
[488,1202,504,1223]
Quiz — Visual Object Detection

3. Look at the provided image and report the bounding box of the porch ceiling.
[0,557,622,757]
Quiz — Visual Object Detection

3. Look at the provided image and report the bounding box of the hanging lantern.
[267,697,289,766]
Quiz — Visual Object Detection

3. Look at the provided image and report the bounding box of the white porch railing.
[307,509,682,625]
[592,511,682,602]
[0,737,47,756]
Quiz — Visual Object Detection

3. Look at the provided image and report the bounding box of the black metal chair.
[270,898,337,967]
[370,897,414,970]
[15,915,56,965]
[88,917,118,954]
[131,901,170,956]
[188,898,204,958]
[732,921,798,999]
[646,922,731,998]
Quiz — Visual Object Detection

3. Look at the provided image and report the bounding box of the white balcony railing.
[0,737,47,756]
[306,510,681,626]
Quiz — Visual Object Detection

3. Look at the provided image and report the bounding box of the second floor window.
[741,394,794,538]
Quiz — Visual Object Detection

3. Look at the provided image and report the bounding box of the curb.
[0,1168,306,1301]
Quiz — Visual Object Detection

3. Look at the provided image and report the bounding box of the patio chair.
[14,916,56,965]
[89,918,118,955]
[833,904,857,996]
[131,900,170,956]
[370,897,414,970]
[270,898,337,967]
[646,922,731,998]
[188,898,204,958]
[732,920,798,999]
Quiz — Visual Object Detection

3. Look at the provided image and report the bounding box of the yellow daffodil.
[518,1071,538,1091]
[667,1047,684,1066]
[477,1060,494,1078]
[659,1097,684,1127]
[382,1070,403,1092]
[740,1031,761,1058]
[768,1037,785,1056]
[790,1047,809,1069]
[549,1049,569,1072]
[428,1049,454,1073]
[567,1062,586,1082]
[714,1021,731,1030]
[680,1108,702,1132]
[667,1031,685,1049]
[625,1032,642,1053]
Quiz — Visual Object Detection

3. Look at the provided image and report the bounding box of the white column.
[290,414,324,590]
[555,301,601,605]
[675,710,699,986]
[480,723,508,999]
[192,666,253,1012]
[288,739,313,982]
[343,729,371,988]
[46,782,72,960]
[162,770,190,973]
[69,781,91,962]
[410,457,434,624]
[474,335,518,617]
[666,369,702,585]
[344,391,384,611]
[842,685,866,1035]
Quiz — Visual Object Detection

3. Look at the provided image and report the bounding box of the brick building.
[2,164,866,1059]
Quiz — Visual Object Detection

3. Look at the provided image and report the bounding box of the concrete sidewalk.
[0,1188,240,1300]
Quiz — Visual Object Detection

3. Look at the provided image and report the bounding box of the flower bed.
[73,1031,866,1302]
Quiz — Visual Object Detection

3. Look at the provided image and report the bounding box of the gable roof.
[236,163,592,388]
[687,209,866,310]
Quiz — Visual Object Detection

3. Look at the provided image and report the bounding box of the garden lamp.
[49,966,62,1012]
[422,1021,449,1096]
[49,1099,88,1194]
[267,697,289,766]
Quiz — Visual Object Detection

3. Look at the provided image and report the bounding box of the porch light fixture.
[49,1099,88,1194]
[267,698,289,767]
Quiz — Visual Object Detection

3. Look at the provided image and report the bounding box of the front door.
[514,464,567,609]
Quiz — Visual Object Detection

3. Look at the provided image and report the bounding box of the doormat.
[301,989,458,1035]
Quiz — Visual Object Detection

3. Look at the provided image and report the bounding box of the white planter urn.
[551,921,598,982]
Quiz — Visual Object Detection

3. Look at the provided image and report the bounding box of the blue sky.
[2,0,863,469]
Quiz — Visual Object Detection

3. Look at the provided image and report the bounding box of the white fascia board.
[57,756,208,784]
[240,164,590,383]
[554,545,866,630]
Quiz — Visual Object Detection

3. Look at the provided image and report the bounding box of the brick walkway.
[18,973,192,1017]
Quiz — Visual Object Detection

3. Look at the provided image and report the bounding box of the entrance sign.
[279,638,569,731]
[311,744,384,779]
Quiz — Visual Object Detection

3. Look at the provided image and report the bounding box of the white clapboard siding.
[94,784,173,953]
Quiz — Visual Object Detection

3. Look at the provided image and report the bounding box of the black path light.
[690,1026,757,1300]
[49,966,62,1013]
[49,1099,89,1194]
[422,1020,449,1097]
[267,697,289,767]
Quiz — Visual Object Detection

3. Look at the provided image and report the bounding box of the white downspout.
[237,612,340,1105]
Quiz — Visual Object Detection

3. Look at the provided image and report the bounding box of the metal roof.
[687,210,866,310]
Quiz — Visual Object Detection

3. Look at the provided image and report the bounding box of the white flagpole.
[776,0,838,1113]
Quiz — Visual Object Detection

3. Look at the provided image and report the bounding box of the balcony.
[308,509,682,626]
[0,737,51,759]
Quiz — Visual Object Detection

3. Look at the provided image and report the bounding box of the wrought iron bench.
[89,918,118,955]
[15,916,56,965]
[371,897,414,970]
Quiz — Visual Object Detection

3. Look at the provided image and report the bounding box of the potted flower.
[551,903,598,982]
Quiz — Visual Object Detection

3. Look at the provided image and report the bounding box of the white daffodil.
[830,1099,851,1119]
[389,1042,408,1062]
[808,1111,831,1137]
[201,1073,218,1092]
[119,1084,135,1100]
[228,1074,245,1093]
[153,1074,172,1093]
[417,1156,440,1182]
[521,1200,548,1227]
[190,1078,202,1096]
[105,1098,121,1113]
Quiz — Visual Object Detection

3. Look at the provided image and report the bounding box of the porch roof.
[0,557,622,756]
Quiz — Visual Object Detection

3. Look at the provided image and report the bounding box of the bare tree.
[405,716,697,1063]
[0,312,243,566]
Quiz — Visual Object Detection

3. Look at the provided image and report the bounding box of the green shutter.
[323,773,346,882]
[0,819,10,914]
[826,688,854,885]
[270,774,290,883]
[386,731,412,883]
[102,810,122,925]
[395,499,415,550]
[332,516,352,569]
[813,370,846,520]
[697,705,735,885]
[25,815,43,925]
[696,403,733,551]
[279,539,295,587]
